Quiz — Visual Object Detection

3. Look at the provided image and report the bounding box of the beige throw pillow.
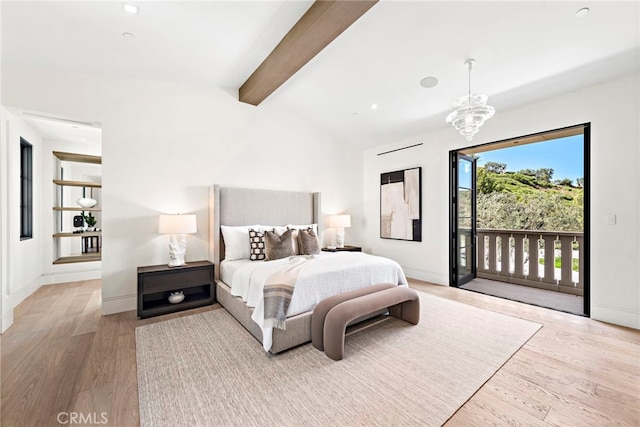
[264,229,295,261]
[298,227,320,255]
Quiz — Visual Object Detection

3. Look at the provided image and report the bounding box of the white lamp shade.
[329,214,351,228]
[159,214,197,234]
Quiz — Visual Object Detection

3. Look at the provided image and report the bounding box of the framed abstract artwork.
[380,167,422,241]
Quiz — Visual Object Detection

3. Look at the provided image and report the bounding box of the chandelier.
[445,59,495,141]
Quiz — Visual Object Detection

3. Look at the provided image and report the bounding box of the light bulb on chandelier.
[445,59,495,141]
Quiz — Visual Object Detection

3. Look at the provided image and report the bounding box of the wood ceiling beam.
[239,0,378,106]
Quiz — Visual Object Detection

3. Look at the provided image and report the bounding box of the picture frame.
[380,167,422,241]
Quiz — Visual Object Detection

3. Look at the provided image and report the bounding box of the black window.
[20,138,33,240]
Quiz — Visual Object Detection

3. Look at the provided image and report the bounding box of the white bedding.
[220,252,408,351]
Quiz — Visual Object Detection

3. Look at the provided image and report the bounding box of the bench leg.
[324,317,347,361]
[389,298,420,325]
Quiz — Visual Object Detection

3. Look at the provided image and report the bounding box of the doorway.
[449,124,590,316]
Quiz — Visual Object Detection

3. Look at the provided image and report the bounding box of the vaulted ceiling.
[2,1,639,148]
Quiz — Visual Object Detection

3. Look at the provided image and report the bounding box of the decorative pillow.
[286,224,317,254]
[264,228,295,261]
[287,223,318,236]
[298,227,320,255]
[221,225,259,260]
[259,225,298,255]
[249,228,265,261]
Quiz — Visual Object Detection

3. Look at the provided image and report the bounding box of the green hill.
[476,165,583,232]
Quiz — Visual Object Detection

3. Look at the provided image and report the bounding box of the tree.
[576,177,584,188]
[477,192,582,232]
[477,167,503,194]
[484,161,507,174]
[518,168,536,176]
[535,168,554,183]
[555,178,573,187]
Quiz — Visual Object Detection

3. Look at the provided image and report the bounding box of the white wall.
[0,108,7,331]
[0,107,44,331]
[364,73,640,329]
[1,66,364,315]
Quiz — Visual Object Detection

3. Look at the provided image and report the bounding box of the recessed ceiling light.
[420,76,439,88]
[576,7,590,18]
[123,3,139,14]
[122,32,135,39]
[370,104,378,110]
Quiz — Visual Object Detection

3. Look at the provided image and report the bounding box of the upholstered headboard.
[209,185,321,280]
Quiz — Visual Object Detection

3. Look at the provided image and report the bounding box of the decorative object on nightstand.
[168,291,185,304]
[322,245,361,252]
[159,214,197,267]
[329,214,351,248]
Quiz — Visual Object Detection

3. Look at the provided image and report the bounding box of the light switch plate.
[605,214,616,225]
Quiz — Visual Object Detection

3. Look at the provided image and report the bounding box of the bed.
[208,185,408,353]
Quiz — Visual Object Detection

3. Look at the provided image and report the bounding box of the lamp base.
[167,257,186,268]
[336,227,345,248]
[168,234,188,267]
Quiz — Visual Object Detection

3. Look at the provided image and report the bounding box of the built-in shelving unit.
[53,151,102,264]
[52,179,102,188]
[53,231,102,238]
[53,207,100,212]
[53,253,101,265]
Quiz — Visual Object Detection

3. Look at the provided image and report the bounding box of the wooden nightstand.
[137,260,214,319]
[321,245,362,252]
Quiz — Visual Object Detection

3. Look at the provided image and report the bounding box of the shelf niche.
[53,151,102,264]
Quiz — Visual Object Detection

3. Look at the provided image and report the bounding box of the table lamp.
[329,214,351,248]
[159,214,197,267]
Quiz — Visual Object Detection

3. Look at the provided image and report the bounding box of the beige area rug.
[136,291,541,427]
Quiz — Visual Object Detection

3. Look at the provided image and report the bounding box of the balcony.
[475,229,584,296]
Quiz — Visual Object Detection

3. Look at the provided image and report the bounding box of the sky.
[476,134,584,182]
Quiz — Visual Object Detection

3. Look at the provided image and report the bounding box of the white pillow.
[258,225,288,234]
[221,225,259,260]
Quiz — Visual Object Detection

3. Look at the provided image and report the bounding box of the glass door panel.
[450,153,476,286]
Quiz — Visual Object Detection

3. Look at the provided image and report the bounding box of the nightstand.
[321,245,362,252]
[137,260,214,319]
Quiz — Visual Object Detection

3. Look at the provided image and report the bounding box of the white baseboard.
[403,267,448,286]
[8,275,43,312]
[1,308,13,333]
[102,294,136,315]
[591,304,640,330]
[41,269,101,285]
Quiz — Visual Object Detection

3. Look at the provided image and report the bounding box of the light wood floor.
[1,279,638,426]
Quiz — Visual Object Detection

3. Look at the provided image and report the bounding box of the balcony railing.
[476,229,584,296]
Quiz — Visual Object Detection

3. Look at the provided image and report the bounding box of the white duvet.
[222,252,408,352]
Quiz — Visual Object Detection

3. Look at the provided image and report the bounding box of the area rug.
[136,291,541,427]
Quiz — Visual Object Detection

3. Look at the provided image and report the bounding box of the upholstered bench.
[314,286,420,360]
[312,283,397,351]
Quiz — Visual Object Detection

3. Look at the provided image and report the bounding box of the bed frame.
[208,185,322,353]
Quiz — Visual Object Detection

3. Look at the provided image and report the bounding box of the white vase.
[77,197,97,208]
